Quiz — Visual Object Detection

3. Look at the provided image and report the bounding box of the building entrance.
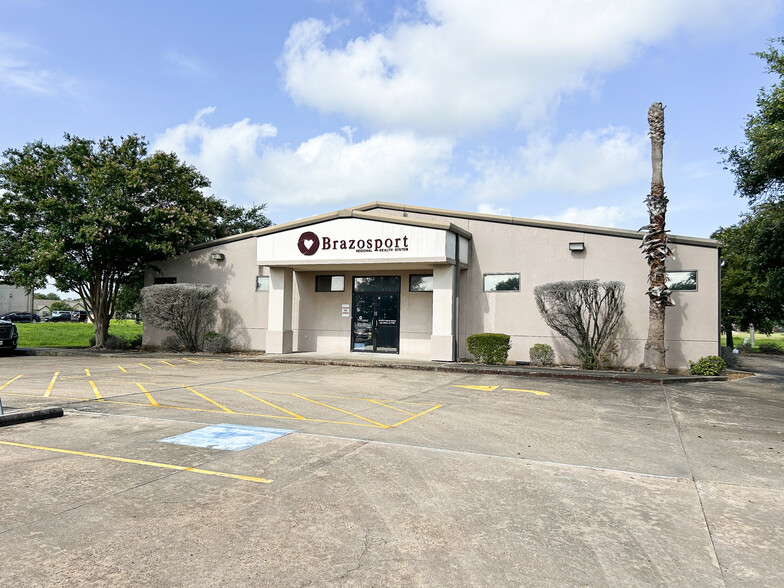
[351,276,400,353]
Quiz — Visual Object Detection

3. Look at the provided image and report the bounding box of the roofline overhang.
[189,200,719,252]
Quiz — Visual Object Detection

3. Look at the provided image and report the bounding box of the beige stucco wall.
[405,211,719,370]
[144,207,719,370]
[143,238,269,350]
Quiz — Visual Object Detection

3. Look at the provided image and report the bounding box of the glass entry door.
[351,277,400,353]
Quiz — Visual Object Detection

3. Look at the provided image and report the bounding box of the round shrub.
[529,343,555,366]
[689,355,727,376]
[466,333,511,364]
[103,335,129,350]
[203,332,232,353]
[161,334,183,352]
[758,342,784,355]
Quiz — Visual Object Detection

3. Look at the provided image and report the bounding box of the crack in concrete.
[662,383,727,587]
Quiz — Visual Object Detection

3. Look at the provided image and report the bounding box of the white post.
[266,267,293,354]
[431,264,457,361]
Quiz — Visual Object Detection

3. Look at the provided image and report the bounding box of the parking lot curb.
[229,356,728,385]
[10,347,729,384]
[0,407,64,427]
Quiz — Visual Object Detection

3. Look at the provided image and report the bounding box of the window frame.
[315,275,346,292]
[408,274,434,292]
[256,276,270,292]
[483,273,521,292]
[666,270,698,292]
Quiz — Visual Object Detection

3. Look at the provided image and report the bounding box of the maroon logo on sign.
[297,231,320,256]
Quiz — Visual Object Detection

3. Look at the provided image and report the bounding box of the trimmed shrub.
[689,355,727,376]
[127,334,143,349]
[161,334,183,352]
[534,280,625,370]
[203,332,232,353]
[140,283,218,352]
[529,343,555,366]
[759,341,784,355]
[466,333,511,364]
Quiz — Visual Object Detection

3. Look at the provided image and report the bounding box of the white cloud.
[280,0,776,134]
[153,108,454,208]
[0,35,77,95]
[468,126,649,202]
[165,50,210,78]
[534,206,629,228]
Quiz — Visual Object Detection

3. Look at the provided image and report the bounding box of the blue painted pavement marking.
[159,424,295,451]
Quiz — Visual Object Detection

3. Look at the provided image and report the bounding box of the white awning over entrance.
[257,215,470,268]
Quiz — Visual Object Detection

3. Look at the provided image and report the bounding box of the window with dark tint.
[666,271,697,291]
[353,276,401,292]
[154,277,177,285]
[316,275,345,292]
[256,276,270,291]
[483,273,520,292]
[409,274,433,292]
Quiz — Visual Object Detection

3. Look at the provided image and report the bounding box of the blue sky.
[2,0,783,241]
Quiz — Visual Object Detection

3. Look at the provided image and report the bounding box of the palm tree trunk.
[638,102,673,374]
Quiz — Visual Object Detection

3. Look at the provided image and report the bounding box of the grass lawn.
[727,331,784,352]
[15,320,143,348]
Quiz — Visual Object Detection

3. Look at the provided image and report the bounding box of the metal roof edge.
[363,202,719,248]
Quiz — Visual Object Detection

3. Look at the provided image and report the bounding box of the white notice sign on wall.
[341,304,350,318]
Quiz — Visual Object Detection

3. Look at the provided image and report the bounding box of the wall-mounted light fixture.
[568,242,585,252]
[210,253,225,262]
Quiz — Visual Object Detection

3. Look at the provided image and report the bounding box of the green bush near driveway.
[689,355,727,376]
[466,333,511,364]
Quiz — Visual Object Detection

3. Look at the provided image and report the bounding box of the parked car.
[0,311,39,323]
[71,310,88,322]
[43,311,73,323]
[0,319,18,351]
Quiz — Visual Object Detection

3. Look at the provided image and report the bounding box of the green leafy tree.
[713,203,784,346]
[37,292,62,300]
[720,38,784,204]
[717,38,784,341]
[49,300,72,312]
[0,134,271,347]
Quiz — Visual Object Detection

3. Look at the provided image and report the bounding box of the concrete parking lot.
[1,353,782,586]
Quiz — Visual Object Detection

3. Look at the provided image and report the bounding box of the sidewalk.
[13,347,729,384]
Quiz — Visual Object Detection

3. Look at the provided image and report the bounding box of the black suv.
[0,319,18,351]
[0,311,40,323]
[71,310,88,322]
[44,311,72,323]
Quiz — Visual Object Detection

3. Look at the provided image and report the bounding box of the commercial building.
[143,202,720,370]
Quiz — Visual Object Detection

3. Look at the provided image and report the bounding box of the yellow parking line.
[364,398,416,416]
[292,393,389,428]
[389,404,443,427]
[118,366,127,373]
[44,372,60,397]
[161,361,177,367]
[0,391,390,428]
[84,368,91,377]
[185,387,233,413]
[136,383,159,406]
[503,388,550,396]
[89,380,103,400]
[181,358,200,364]
[236,389,306,419]
[1,375,23,390]
[0,441,272,484]
[139,363,153,370]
